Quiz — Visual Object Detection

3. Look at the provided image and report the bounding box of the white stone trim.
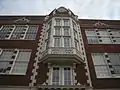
[7,25,16,39]
[29,24,46,86]
[78,25,92,87]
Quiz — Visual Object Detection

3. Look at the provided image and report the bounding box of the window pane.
[113,37,120,44]
[0,50,13,61]
[55,27,60,36]
[98,37,112,44]
[85,30,96,36]
[92,53,106,65]
[64,19,69,26]
[0,61,9,73]
[12,62,28,74]
[110,30,120,37]
[108,53,120,65]
[25,25,38,40]
[64,28,69,36]
[95,65,110,77]
[0,25,13,39]
[87,36,98,44]
[17,51,31,61]
[97,30,108,36]
[112,65,120,74]
[64,68,72,85]
[52,67,59,85]
[64,37,71,47]
[55,19,61,26]
[11,25,26,39]
[12,50,31,74]
[54,38,61,47]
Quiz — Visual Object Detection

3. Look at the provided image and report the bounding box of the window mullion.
[9,49,19,74]
[0,25,3,31]
[59,67,63,85]
[8,25,16,39]
[0,48,2,55]
[22,25,29,39]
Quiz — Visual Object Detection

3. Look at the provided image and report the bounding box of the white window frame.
[63,19,69,26]
[0,49,31,75]
[50,66,73,85]
[54,27,61,36]
[64,37,71,47]
[64,27,70,36]
[92,53,120,78]
[54,37,61,47]
[55,19,61,26]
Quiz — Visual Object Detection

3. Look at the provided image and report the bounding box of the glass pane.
[112,65,120,74]
[97,30,108,36]
[17,51,31,61]
[95,65,110,77]
[52,67,59,85]
[0,50,13,61]
[25,34,36,40]
[110,30,120,37]
[12,62,28,74]
[64,37,71,47]
[108,53,120,65]
[0,61,9,73]
[92,53,106,65]
[113,37,120,44]
[54,38,61,47]
[85,30,96,36]
[64,19,69,26]
[55,19,61,26]
[87,36,98,44]
[99,37,112,44]
[11,25,26,39]
[0,25,12,39]
[64,68,72,85]
[64,28,69,36]
[55,27,60,36]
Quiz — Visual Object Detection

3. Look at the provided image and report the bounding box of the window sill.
[96,76,120,79]
[0,73,26,76]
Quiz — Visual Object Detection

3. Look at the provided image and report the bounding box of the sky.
[0,0,120,20]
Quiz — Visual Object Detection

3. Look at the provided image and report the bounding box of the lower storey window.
[92,53,120,78]
[50,67,73,85]
[0,49,31,75]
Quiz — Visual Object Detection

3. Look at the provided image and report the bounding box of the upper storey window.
[85,29,120,44]
[0,49,31,75]
[0,25,38,40]
[92,53,120,78]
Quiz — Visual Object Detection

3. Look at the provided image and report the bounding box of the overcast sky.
[0,0,120,20]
